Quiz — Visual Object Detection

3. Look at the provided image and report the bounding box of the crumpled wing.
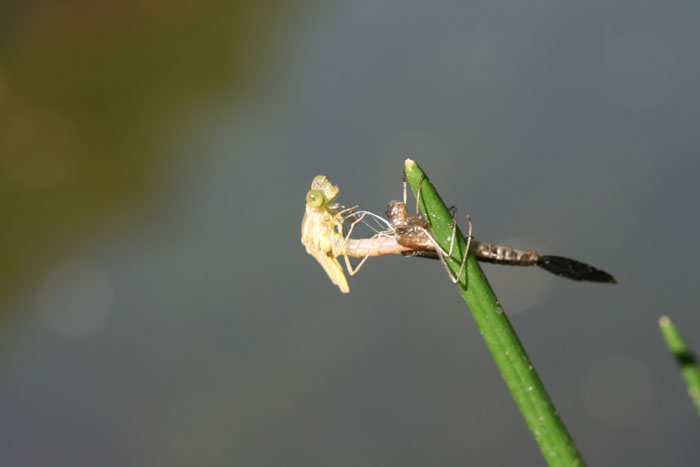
[307,247,350,293]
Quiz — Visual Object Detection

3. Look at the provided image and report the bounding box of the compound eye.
[306,189,326,208]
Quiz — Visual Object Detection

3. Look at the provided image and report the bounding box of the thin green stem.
[404,159,584,466]
[659,315,700,419]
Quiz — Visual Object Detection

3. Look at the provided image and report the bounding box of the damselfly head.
[306,175,339,209]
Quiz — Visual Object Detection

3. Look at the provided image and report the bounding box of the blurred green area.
[0,0,291,316]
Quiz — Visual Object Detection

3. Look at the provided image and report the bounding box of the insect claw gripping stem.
[391,171,470,285]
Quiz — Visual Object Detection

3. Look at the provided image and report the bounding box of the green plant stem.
[404,159,584,466]
[659,315,700,419]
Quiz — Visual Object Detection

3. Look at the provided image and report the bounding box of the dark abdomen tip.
[537,255,617,283]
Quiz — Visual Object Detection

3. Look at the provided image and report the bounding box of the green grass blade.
[659,315,700,419]
[404,159,584,466]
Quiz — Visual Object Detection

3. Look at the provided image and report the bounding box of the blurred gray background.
[1,0,699,465]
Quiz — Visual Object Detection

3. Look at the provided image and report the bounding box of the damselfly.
[301,174,616,294]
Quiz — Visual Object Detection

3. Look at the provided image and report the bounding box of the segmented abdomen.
[470,240,539,266]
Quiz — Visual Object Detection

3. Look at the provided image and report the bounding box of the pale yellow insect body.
[301,175,351,293]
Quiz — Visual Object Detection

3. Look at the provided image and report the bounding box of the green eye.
[306,189,325,208]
